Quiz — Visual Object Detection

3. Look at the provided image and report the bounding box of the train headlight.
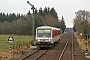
[49,39,51,41]
[38,39,40,42]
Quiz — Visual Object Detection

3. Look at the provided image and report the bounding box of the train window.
[45,30,50,33]
[37,29,51,37]
[38,30,44,33]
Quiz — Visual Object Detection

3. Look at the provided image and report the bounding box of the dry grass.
[74,33,87,51]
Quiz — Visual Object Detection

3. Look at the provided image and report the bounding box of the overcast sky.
[0,0,90,28]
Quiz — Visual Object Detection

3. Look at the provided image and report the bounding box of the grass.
[0,34,32,51]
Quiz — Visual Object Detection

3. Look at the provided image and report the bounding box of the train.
[35,26,61,47]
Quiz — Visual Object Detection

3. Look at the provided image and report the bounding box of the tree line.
[73,10,90,38]
[0,7,66,35]
[0,12,21,22]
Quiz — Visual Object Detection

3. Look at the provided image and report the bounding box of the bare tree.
[74,10,90,37]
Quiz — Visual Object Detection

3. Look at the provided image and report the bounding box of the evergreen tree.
[0,12,3,22]
[60,16,66,33]
[39,7,43,16]
[2,13,5,22]
[44,7,48,15]
[17,13,21,19]
[35,8,38,14]
[73,25,76,32]
[27,10,31,15]
[50,7,58,18]
[9,13,17,22]
[47,7,50,13]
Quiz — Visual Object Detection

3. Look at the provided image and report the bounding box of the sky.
[0,0,90,28]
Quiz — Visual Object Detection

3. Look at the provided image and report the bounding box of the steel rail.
[72,33,74,60]
[58,36,70,60]
[19,50,39,60]
[34,50,47,60]
[19,44,54,60]
[34,43,55,60]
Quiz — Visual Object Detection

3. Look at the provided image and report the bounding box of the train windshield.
[37,29,51,37]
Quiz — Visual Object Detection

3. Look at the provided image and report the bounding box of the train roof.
[36,26,60,30]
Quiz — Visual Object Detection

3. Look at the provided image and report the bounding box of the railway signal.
[27,1,35,13]
[27,1,37,49]
[27,1,36,46]
[8,37,14,43]
[8,37,14,59]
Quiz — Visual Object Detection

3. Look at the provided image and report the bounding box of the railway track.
[17,50,48,60]
[17,43,54,60]
[58,33,74,60]
[16,33,90,60]
[58,33,89,60]
[36,33,72,60]
[19,50,39,60]
[59,36,70,60]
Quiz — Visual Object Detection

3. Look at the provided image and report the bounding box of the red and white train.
[35,26,61,47]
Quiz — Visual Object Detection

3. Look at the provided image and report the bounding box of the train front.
[35,27,53,47]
